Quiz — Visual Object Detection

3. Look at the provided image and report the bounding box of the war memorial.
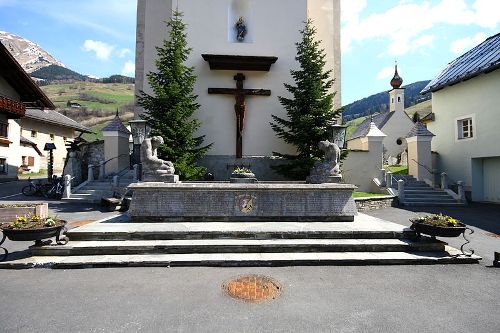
[0,0,480,268]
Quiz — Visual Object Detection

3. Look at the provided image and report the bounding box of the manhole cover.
[223,275,282,303]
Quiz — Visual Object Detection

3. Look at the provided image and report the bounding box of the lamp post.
[329,124,348,149]
[43,143,57,182]
[129,120,149,165]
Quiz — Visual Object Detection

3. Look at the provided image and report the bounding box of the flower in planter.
[44,217,56,227]
[233,167,253,174]
[412,213,461,227]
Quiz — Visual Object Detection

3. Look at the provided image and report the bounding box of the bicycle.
[21,178,51,197]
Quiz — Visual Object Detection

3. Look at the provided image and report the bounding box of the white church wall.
[307,0,341,109]
[136,0,340,158]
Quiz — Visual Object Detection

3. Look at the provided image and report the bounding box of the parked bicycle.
[45,176,65,200]
[21,177,51,197]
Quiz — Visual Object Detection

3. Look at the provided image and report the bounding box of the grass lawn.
[352,192,388,198]
[385,165,408,175]
[345,116,367,140]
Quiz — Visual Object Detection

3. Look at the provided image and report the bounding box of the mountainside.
[0,31,65,73]
[31,65,87,82]
[343,80,431,121]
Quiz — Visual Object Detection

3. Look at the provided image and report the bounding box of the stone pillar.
[380,169,387,187]
[99,161,105,180]
[133,164,139,182]
[102,114,131,176]
[385,171,393,188]
[441,172,448,190]
[406,123,435,182]
[398,179,405,203]
[62,174,72,199]
[63,151,82,186]
[87,165,94,182]
[457,181,466,203]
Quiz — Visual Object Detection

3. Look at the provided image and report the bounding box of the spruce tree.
[138,10,212,180]
[270,19,342,180]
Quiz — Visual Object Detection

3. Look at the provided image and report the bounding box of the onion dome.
[390,64,403,89]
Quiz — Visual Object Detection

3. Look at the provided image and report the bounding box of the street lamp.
[129,119,149,167]
[330,124,348,149]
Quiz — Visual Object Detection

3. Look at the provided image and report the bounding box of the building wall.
[17,118,75,173]
[0,115,21,180]
[427,69,500,201]
[343,139,384,193]
[136,0,340,159]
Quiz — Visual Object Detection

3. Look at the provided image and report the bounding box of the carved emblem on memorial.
[307,140,342,184]
[236,194,255,213]
[235,16,247,42]
[140,136,179,182]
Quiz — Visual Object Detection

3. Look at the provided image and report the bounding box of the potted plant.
[0,215,68,249]
[410,213,466,238]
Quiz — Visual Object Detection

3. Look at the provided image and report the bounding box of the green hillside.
[40,82,135,140]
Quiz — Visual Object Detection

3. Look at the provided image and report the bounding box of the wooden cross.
[208,73,271,158]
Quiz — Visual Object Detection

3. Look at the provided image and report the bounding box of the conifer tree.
[138,10,212,180]
[270,19,342,180]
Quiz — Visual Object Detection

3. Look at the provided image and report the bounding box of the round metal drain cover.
[223,275,282,303]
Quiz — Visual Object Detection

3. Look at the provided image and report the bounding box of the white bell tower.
[389,63,404,113]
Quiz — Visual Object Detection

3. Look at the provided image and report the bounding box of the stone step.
[404,194,453,199]
[403,202,466,207]
[404,190,445,195]
[31,238,445,256]
[0,248,480,269]
[66,221,417,241]
[404,198,457,203]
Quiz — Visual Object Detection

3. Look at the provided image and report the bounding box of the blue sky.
[0,0,498,105]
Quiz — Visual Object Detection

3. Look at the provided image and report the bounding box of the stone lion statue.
[307,140,342,184]
[141,136,175,175]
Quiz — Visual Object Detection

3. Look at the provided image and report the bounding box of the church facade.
[135,0,341,179]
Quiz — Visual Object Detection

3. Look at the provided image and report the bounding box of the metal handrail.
[103,153,130,166]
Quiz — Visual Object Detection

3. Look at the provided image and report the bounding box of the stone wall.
[80,140,104,181]
[355,196,397,212]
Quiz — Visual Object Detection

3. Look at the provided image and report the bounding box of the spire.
[390,61,403,89]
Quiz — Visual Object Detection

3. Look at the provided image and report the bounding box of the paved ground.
[0,181,498,332]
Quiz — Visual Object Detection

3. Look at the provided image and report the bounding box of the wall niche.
[228,0,253,43]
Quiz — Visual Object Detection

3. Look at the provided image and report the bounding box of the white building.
[422,32,500,203]
[135,0,341,179]
[347,65,415,164]
[0,42,54,181]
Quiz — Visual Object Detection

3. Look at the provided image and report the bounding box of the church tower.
[135,0,341,179]
[389,64,404,113]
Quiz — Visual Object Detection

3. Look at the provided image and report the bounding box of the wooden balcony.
[0,95,26,118]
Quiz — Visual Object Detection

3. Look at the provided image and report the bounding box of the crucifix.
[208,73,271,158]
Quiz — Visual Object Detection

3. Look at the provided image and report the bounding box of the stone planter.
[410,221,466,238]
[230,172,257,184]
[0,203,48,223]
[0,220,68,261]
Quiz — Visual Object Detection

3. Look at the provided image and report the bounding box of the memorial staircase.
[65,171,136,203]
[0,214,480,269]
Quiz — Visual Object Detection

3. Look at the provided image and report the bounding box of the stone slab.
[128,182,358,222]
[0,250,481,269]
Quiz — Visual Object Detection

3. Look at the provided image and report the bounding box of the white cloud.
[82,40,114,60]
[376,66,395,81]
[122,60,135,77]
[342,0,498,56]
[450,32,487,54]
[117,48,131,58]
[473,0,500,28]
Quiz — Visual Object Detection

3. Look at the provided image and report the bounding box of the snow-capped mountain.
[0,31,65,73]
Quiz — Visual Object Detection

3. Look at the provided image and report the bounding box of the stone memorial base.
[230,177,258,184]
[128,182,357,222]
[142,172,179,183]
[307,175,342,184]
